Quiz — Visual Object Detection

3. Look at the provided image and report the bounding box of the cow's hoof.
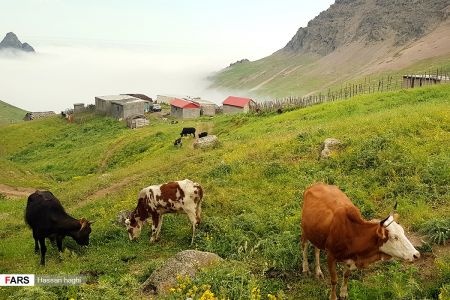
[315,270,324,279]
[302,270,311,276]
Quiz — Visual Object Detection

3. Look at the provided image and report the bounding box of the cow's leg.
[39,237,47,266]
[301,236,310,275]
[315,247,324,279]
[33,230,39,253]
[155,215,164,241]
[327,255,338,300]
[185,209,198,245]
[339,265,351,299]
[150,212,161,242]
[196,202,202,225]
[56,236,63,252]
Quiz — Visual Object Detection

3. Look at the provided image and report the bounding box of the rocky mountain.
[284,0,449,56]
[211,0,450,97]
[0,32,35,52]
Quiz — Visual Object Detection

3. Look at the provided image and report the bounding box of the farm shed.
[170,98,200,119]
[402,74,450,88]
[123,94,153,112]
[23,111,56,121]
[127,114,149,129]
[222,96,256,114]
[189,98,216,116]
[111,99,148,120]
[95,95,150,119]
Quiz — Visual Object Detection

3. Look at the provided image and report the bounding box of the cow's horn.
[79,218,88,230]
[380,215,390,226]
[88,220,95,225]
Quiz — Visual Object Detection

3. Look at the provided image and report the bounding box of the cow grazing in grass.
[301,183,419,300]
[198,131,208,138]
[174,138,182,147]
[180,127,196,137]
[125,179,203,244]
[25,191,93,265]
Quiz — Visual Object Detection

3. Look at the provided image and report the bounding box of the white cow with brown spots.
[125,179,203,244]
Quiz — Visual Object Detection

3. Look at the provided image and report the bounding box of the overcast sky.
[0,0,334,111]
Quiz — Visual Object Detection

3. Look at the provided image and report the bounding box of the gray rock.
[142,250,222,295]
[0,32,35,52]
[321,138,342,158]
[193,135,219,149]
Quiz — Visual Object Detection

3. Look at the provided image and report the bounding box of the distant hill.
[211,0,450,97]
[0,32,35,52]
[0,100,28,125]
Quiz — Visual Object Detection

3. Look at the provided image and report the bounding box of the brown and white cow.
[125,179,203,244]
[301,183,420,300]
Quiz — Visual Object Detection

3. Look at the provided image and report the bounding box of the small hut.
[127,114,149,129]
[170,98,200,119]
[222,96,256,114]
[189,98,216,116]
[95,95,150,119]
[402,74,450,88]
[73,103,85,113]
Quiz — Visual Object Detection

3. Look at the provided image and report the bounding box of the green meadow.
[0,85,449,299]
[0,100,28,125]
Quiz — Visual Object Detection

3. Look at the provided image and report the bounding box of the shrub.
[419,218,450,245]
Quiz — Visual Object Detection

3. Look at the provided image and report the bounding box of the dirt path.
[0,184,35,198]
[97,137,127,173]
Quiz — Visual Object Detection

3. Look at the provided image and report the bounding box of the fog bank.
[0,44,238,112]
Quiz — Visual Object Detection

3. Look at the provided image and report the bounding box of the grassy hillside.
[0,100,28,125]
[211,52,450,99]
[0,85,449,299]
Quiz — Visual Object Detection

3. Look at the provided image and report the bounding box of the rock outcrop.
[321,138,342,158]
[283,0,449,55]
[193,135,219,149]
[142,250,222,295]
[0,32,35,52]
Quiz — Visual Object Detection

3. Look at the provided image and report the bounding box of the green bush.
[419,218,450,245]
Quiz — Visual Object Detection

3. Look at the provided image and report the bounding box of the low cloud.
[0,44,239,112]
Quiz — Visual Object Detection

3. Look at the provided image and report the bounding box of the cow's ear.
[376,226,387,240]
[393,213,399,222]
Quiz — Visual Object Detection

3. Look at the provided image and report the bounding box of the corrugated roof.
[170,98,200,109]
[223,96,253,108]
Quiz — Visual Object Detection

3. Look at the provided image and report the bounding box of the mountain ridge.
[0,32,35,52]
[211,0,450,97]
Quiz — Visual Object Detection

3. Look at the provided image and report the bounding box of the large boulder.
[193,135,219,149]
[321,138,342,158]
[142,250,222,295]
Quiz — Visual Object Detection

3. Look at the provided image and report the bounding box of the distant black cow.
[174,138,182,147]
[277,108,283,114]
[25,191,93,265]
[198,132,208,138]
[180,127,196,137]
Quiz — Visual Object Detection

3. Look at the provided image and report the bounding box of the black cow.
[174,138,182,147]
[25,191,93,265]
[198,132,208,138]
[180,127,196,137]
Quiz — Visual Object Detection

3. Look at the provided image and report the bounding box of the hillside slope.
[0,85,449,299]
[0,100,28,125]
[210,1,450,97]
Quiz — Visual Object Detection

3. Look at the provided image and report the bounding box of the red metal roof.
[223,96,253,108]
[170,98,200,109]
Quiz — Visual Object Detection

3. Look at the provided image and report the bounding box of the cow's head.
[377,206,420,262]
[125,216,143,241]
[73,218,93,246]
